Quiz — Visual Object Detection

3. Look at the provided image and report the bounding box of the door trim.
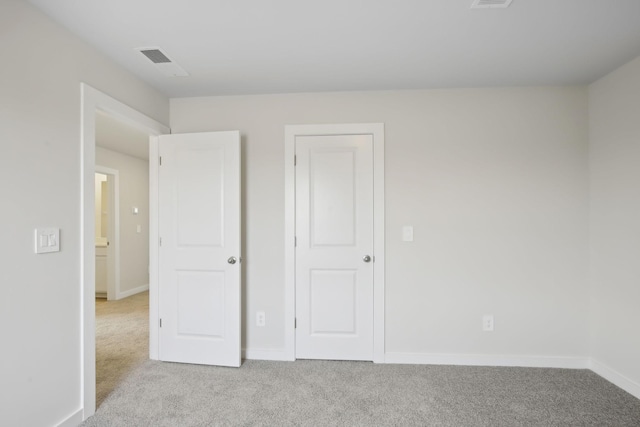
[284,123,385,363]
[81,84,169,419]
[94,166,120,301]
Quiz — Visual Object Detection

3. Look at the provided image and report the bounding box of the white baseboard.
[384,352,589,369]
[243,348,290,361]
[589,358,640,399]
[241,349,590,369]
[116,284,149,300]
[56,408,83,427]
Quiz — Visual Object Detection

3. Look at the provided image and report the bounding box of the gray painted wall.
[170,87,590,359]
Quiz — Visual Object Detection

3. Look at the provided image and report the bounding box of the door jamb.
[94,166,120,301]
[284,123,385,363]
[81,83,169,419]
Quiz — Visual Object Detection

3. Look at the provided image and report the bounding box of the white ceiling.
[28,0,640,98]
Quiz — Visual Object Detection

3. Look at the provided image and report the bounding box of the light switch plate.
[402,226,414,242]
[35,228,60,254]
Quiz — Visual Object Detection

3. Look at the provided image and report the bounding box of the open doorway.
[94,111,151,406]
[81,84,170,418]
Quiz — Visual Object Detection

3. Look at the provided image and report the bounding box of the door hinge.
[160,318,162,327]
[159,156,162,166]
[294,236,297,247]
[159,237,162,247]
[294,318,297,329]
[294,155,296,166]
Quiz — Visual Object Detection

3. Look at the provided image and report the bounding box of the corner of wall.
[590,358,640,400]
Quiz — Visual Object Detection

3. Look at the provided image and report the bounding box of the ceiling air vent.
[139,49,172,64]
[471,0,513,9]
[136,47,189,77]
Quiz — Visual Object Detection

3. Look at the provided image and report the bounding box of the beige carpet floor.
[95,291,149,407]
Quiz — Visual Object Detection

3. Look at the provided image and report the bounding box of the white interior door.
[295,134,374,361]
[158,131,241,367]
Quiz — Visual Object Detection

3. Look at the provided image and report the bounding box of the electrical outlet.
[256,311,266,327]
[482,315,494,332]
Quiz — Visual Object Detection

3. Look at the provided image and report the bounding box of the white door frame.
[284,123,385,363]
[80,83,169,419]
[94,166,120,301]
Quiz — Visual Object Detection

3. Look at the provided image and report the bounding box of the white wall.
[0,1,168,426]
[96,147,150,296]
[171,87,590,361]
[589,55,640,395]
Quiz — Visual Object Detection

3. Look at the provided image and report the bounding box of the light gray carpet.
[84,358,640,426]
[96,291,149,407]
[90,292,640,426]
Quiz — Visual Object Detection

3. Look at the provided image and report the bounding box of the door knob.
[227,256,237,264]
[363,255,372,263]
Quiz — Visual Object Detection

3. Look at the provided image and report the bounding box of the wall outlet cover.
[256,311,266,327]
[482,314,494,332]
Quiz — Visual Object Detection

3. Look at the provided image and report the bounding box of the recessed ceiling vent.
[139,49,172,64]
[471,0,513,9]
[136,47,189,77]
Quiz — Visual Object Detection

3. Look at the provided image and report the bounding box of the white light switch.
[136,225,142,233]
[35,228,60,254]
[402,226,414,242]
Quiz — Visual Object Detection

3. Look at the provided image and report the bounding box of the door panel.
[310,150,356,246]
[176,271,225,337]
[175,146,224,246]
[159,131,240,367]
[295,134,374,361]
[310,269,357,334]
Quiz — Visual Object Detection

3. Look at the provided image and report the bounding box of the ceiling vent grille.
[471,0,513,8]
[139,49,171,64]
[135,47,189,77]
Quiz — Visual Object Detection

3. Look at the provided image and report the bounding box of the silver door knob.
[363,255,372,263]
[227,256,237,264]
